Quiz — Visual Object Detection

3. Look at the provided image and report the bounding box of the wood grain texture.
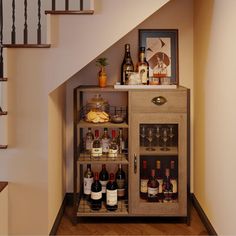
[56,204,208,235]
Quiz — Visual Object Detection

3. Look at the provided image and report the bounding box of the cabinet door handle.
[152,96,167,106]
[134,153,137,174]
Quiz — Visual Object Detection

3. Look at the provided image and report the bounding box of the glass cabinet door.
[130,113,187,216]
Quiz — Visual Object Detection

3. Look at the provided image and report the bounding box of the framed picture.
[139,29,179,85]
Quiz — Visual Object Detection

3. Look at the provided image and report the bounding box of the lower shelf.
[77,198,129,216]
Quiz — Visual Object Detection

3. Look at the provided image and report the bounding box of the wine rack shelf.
[77,198,129,216]
[139,146,178,156]
[77,153,128,164]
[77,120,129,129]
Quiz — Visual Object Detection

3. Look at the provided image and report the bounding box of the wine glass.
[161,127,170,151]
[146,128,155,151]
[155,125,161,147]
[140,125,146,146]
[169,125,175,146]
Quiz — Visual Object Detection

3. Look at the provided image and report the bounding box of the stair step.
[0,145,8,149]
[3,44,51,48]
[0,78,7,82]
[45,10,94,15]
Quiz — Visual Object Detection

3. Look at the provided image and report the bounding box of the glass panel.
[139,124,178,203]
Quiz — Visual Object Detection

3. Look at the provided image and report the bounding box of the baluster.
[23,0,28,44]
[80,0,83,11]
[65,0,69,11]
[0,0,3,78]
[37,0,41,44]
[11,0,16,44]
[52,0,56,11]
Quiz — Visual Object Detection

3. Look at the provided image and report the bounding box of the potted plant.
[96,57,109,88]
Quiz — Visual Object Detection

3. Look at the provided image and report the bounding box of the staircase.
[0,0,170,234]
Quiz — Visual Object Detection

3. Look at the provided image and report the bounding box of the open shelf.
[78,120,128,129]
[77,198,128,216]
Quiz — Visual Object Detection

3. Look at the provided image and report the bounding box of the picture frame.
[139,29,179,85]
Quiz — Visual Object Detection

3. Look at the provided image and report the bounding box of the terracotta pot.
[98,67,107,88]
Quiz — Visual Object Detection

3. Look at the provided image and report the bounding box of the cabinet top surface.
[76,85,188,92]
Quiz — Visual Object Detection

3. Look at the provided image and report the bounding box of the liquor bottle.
[108,130,118,159]
[140,160,148,199]
[91,172,102,210]
[101,128,110,154]
[170,160,178,200]
[85,128,94,153]
[83,164,94,200]
[99,164,109,201]
[147,169,159,202]
[106,173,118,211]
[121,44,134,85]
[116,164,126,199]
[155,160,164,201]
[162,168,173,202]
[117,128,125,154]
[137,47,148,85]
[91,130,102,158]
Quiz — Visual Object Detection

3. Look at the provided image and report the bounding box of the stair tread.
[3,44,51,48]
[0,145,8,149]
[0,78,8,82]
[45,10,94,15]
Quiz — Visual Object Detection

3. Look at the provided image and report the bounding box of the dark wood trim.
[191,193,217,235]
[0,111,7,115]
[0,182,8,192]
[0,145,7,149]
[0,77,7,81]
[3,44,51,48]
[45,10,94,15]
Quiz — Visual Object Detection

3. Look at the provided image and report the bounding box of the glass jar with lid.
[86,94,109,113]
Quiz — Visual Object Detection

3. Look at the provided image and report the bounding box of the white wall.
[66,0,194,192]
[194,0,236,234]
[0,0,169,234]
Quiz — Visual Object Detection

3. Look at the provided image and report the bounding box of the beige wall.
[48,84,66,232]
[66,0,194,192]
[194,0,236,234]
[0,186,8,235]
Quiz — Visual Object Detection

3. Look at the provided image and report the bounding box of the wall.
[66,0,194,192]
[48,84,66,232]
[194,0,236,234]
[0,185,8,235]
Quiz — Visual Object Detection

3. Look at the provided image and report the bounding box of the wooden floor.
[56,204,208,236]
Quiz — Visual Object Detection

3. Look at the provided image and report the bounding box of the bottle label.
[100,180,108,193]
[84,177,93,195]
[157,179,163,193]
[148,187,158,196]
[108,149,118,158]
[101,138,110,153]
[86,139,93,151]
[163,191,173,202]
[140,179,148,193]
[170,179,178,193]
[91,190,102,200]
[116,179,125,197]
[91,147,102,157]
[138,65,148,84]
[106,189,118,206]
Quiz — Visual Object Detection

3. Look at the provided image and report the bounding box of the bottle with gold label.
[137,47,148,85]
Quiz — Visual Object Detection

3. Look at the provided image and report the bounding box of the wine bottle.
[116,164,126,199]
[170,160,178,200]
[108,130,118,159]
[99,164,109,201]
[121,44,134,85]
[155,160,164,201]
[140,160,148,199]
[91,130,102,158]
[101,128,110,154]
[83,164,94,201]
[85,128,94,153]
[91,172,102,210]
[137,47,148,85]
[117,128,125,154]
[106,173,118,211]
[162,168,173,202]
[147,169,159,202]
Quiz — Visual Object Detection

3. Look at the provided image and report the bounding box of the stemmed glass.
[146,128,155,151]
[161,127,170,151]
[155,125,161,147]
[140,125,146,146]
[169,125,175,146]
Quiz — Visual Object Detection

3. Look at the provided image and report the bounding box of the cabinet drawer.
[130,90,187,113]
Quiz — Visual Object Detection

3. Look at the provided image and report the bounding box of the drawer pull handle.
[152,96,167,106]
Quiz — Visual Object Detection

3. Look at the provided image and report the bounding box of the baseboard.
[191,193,217,235]
[49,193,71,235]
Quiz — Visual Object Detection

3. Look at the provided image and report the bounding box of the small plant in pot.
[96,57,109,88]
